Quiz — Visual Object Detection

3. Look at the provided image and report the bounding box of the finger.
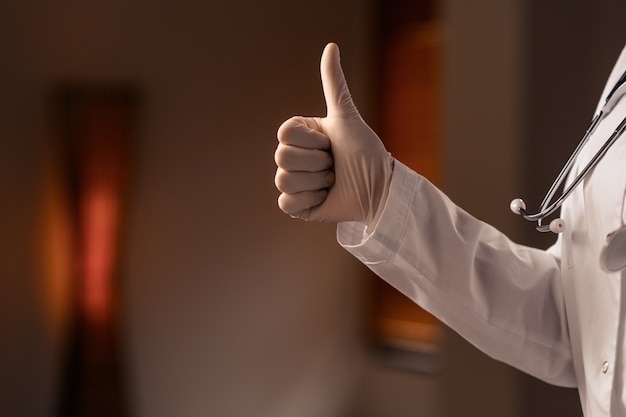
[320,42,358,119]
[274,143,333,172]
[275,168,334,194]
[278,189,328,218]
[277,117,330,150]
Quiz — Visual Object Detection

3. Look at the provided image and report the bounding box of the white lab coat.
[338,46,626,416]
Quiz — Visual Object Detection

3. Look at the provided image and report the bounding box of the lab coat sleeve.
[337,161,577,387]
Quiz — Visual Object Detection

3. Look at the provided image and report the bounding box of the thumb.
[320,42,359,119]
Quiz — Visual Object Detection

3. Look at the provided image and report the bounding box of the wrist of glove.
[274,43,393,229]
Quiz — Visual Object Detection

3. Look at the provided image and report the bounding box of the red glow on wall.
[53,85,137,417]
[64,91,133,329]
[81,184,119,324]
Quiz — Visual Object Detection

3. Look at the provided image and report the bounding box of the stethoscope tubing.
[514,73,626,233]
[524,113,602,222]
[521,112,626,232]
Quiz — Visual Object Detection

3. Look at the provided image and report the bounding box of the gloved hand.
[274,42,394,229]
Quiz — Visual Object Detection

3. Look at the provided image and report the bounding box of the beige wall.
[0,1,377,416]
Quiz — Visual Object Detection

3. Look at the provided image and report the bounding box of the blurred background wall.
[2,1,626,417]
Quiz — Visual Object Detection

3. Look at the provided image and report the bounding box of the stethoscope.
[509,71,626,271]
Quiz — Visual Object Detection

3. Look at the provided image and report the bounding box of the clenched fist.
[274,43,393,229]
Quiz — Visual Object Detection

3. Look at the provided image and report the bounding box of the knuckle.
[277,117,303,143]
[274,169,291,192]
[274,145,288,167]
[277,193,302,217]
[277,193,290,213]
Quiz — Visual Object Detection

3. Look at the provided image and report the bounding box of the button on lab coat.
[338,46,626,416]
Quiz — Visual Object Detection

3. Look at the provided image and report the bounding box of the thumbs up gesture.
[274,43,393,227]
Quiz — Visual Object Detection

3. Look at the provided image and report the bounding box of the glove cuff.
[365,154,394,233]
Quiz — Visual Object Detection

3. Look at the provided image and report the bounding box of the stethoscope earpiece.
[549,218,566,234]
[510,198,566,233]
[509,198,526,215]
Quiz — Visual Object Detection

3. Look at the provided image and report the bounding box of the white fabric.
[338,46,626,416]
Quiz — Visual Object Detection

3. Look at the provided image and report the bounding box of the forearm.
[338,161,577,387]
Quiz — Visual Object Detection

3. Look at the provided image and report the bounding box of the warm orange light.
[47,86,136,417]
[373,10,445,357]
[81,183,119,325]
[39,151,74,339]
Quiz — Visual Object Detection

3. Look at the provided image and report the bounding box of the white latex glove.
[274,42,393,228]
